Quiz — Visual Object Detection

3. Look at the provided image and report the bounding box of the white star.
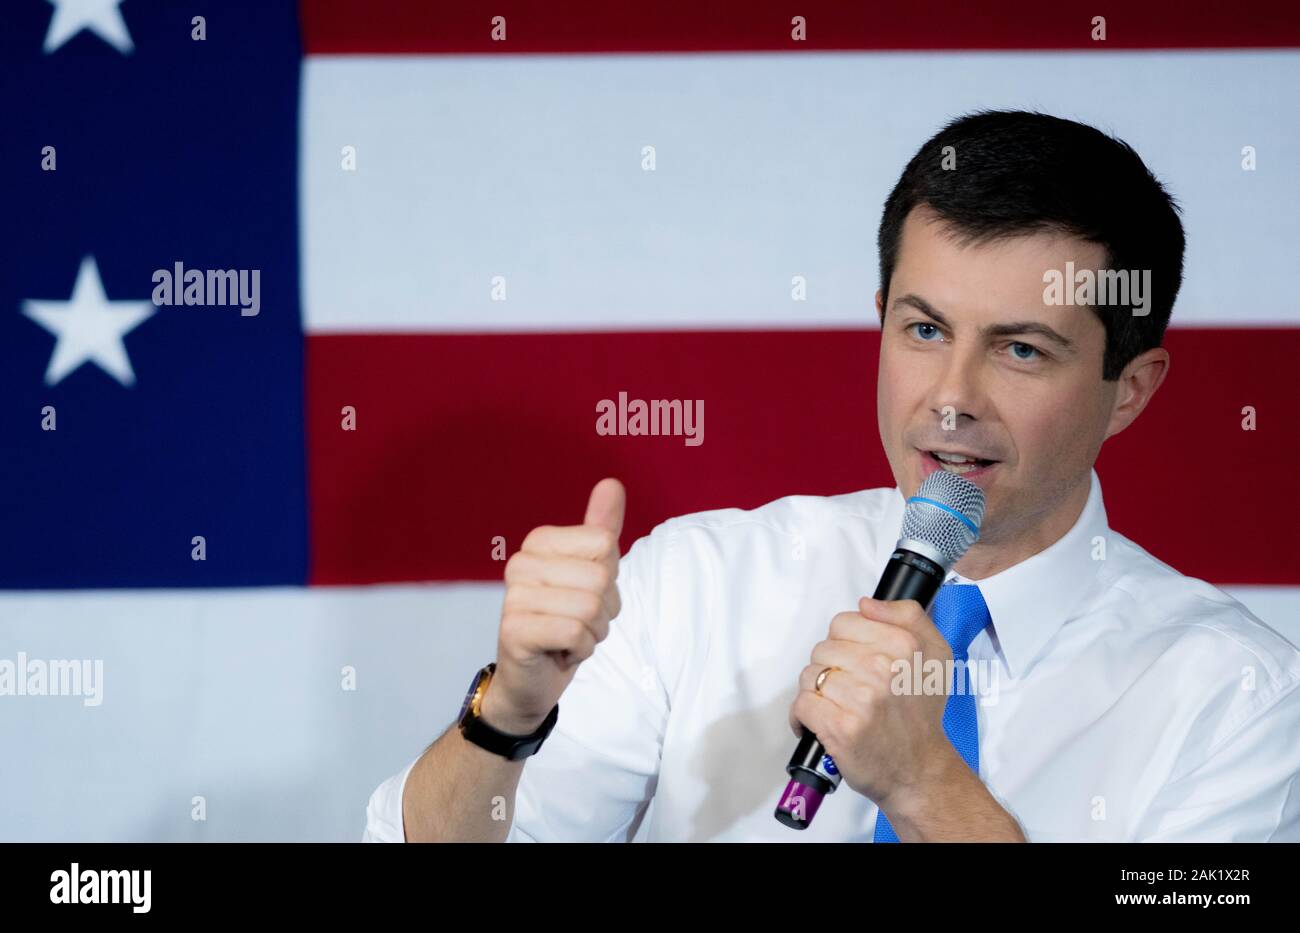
[43,0,134,55]
[22,256,155,387]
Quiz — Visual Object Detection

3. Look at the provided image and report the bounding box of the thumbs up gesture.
[481,479,627,735]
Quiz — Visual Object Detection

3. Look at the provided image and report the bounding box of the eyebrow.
[891,293,1077,353]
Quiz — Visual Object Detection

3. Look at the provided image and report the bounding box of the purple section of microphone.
[774,778,825,828]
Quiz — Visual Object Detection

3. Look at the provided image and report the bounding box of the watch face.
[458,668,484,724]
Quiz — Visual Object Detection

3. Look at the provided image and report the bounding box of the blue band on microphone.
[906,495,979,536]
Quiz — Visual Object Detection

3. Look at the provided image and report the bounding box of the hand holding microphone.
[775,470,986,829]
[785,596,966,820]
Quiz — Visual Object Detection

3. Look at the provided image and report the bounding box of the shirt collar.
[881,467,1110,679]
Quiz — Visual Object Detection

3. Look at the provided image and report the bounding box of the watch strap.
[461,686,559,760]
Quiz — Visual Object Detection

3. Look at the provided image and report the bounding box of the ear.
[875,289,885,325]
[1104,347,1170,442]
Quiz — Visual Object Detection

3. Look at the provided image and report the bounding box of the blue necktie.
[873,582,991,843]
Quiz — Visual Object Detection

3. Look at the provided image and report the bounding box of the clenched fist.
[787,597,960,813]
[480,478,626,736]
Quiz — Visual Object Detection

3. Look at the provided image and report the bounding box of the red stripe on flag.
[306,329,1300,587]
[300,0,1300,54]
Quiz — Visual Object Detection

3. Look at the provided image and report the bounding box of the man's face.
[876,206,1120,567]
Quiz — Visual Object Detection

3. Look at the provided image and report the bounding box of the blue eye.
[910,323,942,341]
[1009,342,1041,361]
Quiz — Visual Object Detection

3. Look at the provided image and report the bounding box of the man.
[365,110,1300,842]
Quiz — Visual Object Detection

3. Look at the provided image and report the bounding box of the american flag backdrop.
[2,0,1299,840]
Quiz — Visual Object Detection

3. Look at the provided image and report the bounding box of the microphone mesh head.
[900,470,986,567]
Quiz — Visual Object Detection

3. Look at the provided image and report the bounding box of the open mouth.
[920,448,1000,477]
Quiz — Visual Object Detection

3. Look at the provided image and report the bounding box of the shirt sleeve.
[362,757,417,842]
[361,523,674,843]
[360,755,549,843]
[1132,676,1300,842]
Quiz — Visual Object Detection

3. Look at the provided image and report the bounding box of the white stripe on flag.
[0,583,501,841]
[302,51,1300,332]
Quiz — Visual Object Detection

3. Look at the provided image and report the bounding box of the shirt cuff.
[362,757,418,843]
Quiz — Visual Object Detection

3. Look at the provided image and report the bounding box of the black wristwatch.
[457,662,559,760]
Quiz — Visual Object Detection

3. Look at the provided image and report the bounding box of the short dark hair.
[877,110,1186,381]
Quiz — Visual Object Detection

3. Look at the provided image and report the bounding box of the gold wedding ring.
[814,665,838,695]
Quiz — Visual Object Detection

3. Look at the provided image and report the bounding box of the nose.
[927,342,988,426]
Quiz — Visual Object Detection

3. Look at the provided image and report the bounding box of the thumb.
[583,477,626,539]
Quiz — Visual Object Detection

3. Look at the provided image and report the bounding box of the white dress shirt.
[363,467,1300,842]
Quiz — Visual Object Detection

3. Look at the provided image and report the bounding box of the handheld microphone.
[773,469,986,830]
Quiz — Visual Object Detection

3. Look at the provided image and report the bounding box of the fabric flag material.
[2,0,1298,841]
